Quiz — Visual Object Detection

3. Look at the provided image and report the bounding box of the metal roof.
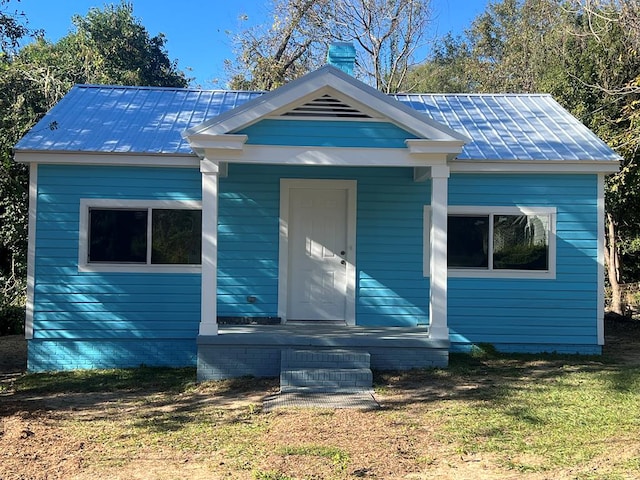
[15,84,621,162]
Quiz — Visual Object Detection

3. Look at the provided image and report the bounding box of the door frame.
[278,179,357,325]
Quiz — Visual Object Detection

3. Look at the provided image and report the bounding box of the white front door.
[280,180,356,323]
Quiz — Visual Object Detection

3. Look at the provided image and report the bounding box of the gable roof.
[15,77,621,164]
[184,65,468,145]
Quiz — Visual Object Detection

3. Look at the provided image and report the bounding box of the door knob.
[340,251,346,255]
[341,260,346,265]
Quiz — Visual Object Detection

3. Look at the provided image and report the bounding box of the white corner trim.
[78,198,202,274]
[597,174,605,345]
[278,179,357,325]
[25,163,38,340]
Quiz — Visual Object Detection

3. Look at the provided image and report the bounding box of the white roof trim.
[14,151,199,168]
[184,65,470,143]
[450,159,620,174]
[202,144,450,167]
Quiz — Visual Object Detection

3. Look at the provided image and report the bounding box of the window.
[424,206,556,278]
[79,199,202,272]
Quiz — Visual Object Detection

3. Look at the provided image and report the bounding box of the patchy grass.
[2,352,640,479]
[13,366,198,394]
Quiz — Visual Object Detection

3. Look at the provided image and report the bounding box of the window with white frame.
[424,206,556,278]
[79,199,202,272]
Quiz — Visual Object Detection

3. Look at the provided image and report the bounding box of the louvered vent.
[281,94,372,118]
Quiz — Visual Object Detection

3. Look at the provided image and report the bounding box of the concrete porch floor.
[197,323,450,381]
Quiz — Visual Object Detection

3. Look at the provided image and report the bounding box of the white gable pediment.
[184,66,469,143]
[184,65,469,169]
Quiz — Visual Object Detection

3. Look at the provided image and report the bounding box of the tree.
[227,0,432,93]
[0,0,38,309]
[68,2,187,87]
[330,0,432,93]
[227,0,331,90]
[407,0,640,315]
[0,1,188,310]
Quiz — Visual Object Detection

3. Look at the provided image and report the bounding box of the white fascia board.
[406,139,466,156]
[14,151,199,168]
[186,133,247,151]
[450,159,621,174]
[184,65,470,144]
[203,144,450,167]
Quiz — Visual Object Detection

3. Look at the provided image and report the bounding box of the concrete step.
[280,367,373,392]
[281,349,370,370]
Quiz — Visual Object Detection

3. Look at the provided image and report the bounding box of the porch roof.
[15,81,621,164]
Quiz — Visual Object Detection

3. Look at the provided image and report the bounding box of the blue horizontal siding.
[448,173,599,348]
[236,119,418,148]
[218,164,429,325]
[31,161,602,369]
[32,165,202,356]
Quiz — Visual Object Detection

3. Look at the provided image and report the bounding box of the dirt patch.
[1,318,639,480]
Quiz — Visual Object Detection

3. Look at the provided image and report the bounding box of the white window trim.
[424,205,557,279]
[79,198,202,274]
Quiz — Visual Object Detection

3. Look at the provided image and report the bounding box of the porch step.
[280,349,372,393]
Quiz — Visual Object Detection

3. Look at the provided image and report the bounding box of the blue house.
[15,46,621,379]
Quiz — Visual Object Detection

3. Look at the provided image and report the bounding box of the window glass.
[448,215,489,268]
[89,209,147,263]
[493,214,549,270]
[151,209,202,264]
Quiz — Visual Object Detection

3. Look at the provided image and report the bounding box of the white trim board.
[14,151,199,168]
[278,179,357,325]
[597,174,605,345]
[450,160,620,174]
[25,163,38,340]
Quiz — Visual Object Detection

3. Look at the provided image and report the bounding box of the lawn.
[1,343,640,480]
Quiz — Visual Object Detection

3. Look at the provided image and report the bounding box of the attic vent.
[281,94,372,118]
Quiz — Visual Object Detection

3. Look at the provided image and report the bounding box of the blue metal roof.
[16,84,621,162]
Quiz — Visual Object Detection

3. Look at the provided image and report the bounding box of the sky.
[14,0,488,88]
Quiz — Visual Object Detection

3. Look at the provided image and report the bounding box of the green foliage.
[69,2,188,87]
[0,2,189,305]
[0,0,31,54]
[408,0,640,287]
[0,302,24,335]
[16,366,197,394]
[228,0,431,93]
[469,342,500,359]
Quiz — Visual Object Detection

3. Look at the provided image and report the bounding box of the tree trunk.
[605,212,624,315]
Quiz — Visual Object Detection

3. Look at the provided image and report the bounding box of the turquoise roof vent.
[327,42,356,76]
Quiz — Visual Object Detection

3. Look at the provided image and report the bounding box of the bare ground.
[1,318,639,480]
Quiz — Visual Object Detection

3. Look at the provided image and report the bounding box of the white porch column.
[199,158,219,336]
[429,165,450,340]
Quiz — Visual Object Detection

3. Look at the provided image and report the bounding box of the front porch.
[197,324,449,381]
